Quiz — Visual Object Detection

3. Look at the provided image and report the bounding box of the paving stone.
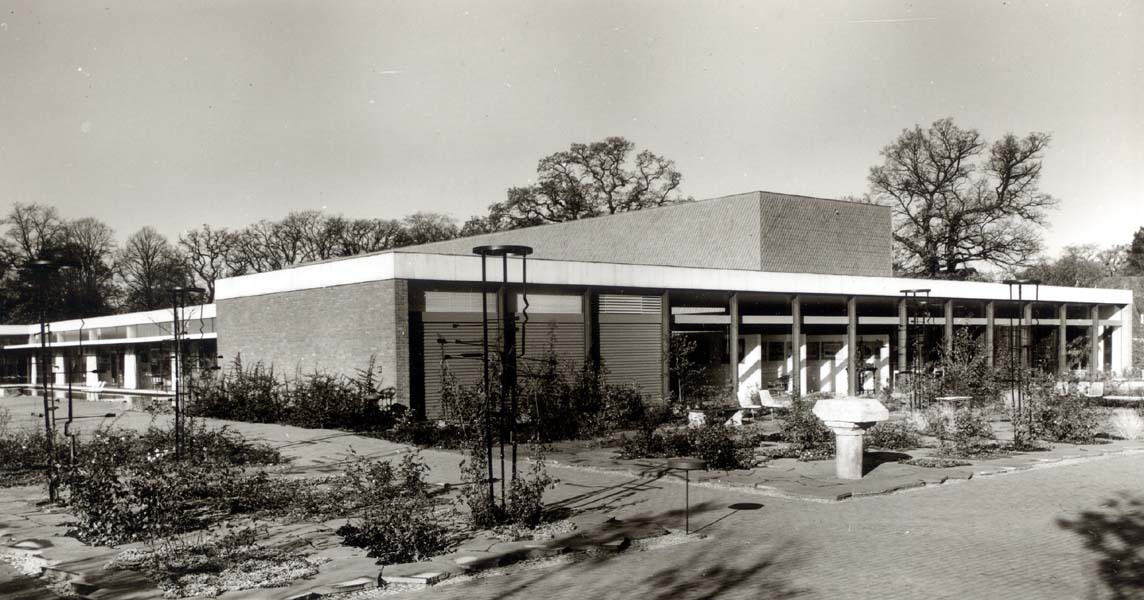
[332,576,376,592]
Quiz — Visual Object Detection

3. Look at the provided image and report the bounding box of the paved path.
[391,453,1144,600]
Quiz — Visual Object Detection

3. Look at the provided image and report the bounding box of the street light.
[472,245,532,510]
[24,258,75,503]
[1002,279,1041,443]
[169,286,206,459]
[900,289,931,410]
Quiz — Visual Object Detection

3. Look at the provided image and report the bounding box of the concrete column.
[1021,302,1033,369]
[85,355,99,387]
[53,355,65,386]
[583,289,596,365]
[1089,305,1101,376]
[729,293,739,395]
[791,295,802,397]
[985,301,995,368]
[1057,304,1068,374]
[30,355,37,387]
[124,350,138,389]
[1122,303,1134,376]
[897,298,908,385]
[943,300,954,359]
[659,291,670,401]
[847,296,858,397]
[169,353,178,391]
[1111,325,1124,374]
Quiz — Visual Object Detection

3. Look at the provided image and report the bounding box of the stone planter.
[812,397,889,480]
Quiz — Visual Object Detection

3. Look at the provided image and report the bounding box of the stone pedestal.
[812,397,889,480]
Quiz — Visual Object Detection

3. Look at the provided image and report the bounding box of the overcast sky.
[0,0,1139,255]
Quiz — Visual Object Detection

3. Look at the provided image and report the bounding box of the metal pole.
[684,469,690,534]
[172,290,181,459]
[499,253,508,508]
[480,254,494,506]
[37,273,58,503]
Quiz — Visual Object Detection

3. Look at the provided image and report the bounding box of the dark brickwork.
[410,193,763,271]
[758,192,892,277]
[408,191,891,276]
[217,279,411,402]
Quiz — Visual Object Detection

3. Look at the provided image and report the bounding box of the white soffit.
[213,250,1133,306]
[215,253,396,300]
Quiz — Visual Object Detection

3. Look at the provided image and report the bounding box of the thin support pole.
[480,255,494,506]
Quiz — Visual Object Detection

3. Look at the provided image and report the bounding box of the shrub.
[866,420,922,450]
[779,396,834,455]
[1035,395,1102,444]
[190,357,396,433]
[0,426,55,486]
[617,423,757,470]
[62,424,284,545]
[943,407,994,456]
[1108,409,1144,440]
[335,452,453,564]
[504,450,556,528]
[599,384,647,433]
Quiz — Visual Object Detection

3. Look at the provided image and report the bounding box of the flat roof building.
[1,192,1135,418]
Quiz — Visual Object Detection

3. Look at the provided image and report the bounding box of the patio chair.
[1083,381,1105,399]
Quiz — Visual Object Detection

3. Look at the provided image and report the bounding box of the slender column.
[729,293,739,395]
[54,355,66,386]
[1057,304,1068,374]
[660,291,670,401]
[582,290,596,364]
[1021,302,1033,369]
[846,296,858,397]
[985,301,995,368]
[897,298,908,384]
[85,355,99,387]
[1089,305,1101,376]
[1122,303,1134,376]
[30,355,38,387]
[791,295,802,396]
[124,351,138,389]
[943,300,954,358]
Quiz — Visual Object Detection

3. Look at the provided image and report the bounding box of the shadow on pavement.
[450,501,807,600]
[863,451,911,475]
[1057,491,1144,600]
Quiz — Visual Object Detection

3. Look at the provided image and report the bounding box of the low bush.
[1035,395,1102,444]
[935,407,994,457]
[458,442,558,531]
[62,424,283,545]
[865,420,923,450]
[0,426,57,487]
[333,452,454,564]
[617,423,758,470]
[190,357,397,433]
[779,396,835,457]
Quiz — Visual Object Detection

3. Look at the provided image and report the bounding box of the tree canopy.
[474,136,687,232]
[868,118,1058,278]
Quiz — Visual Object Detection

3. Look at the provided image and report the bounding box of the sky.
[0,0,1139,256]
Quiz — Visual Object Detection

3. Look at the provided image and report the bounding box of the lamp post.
[900,289,931,411]
[471,245,532,510]
[25,259,73,503]
[169,286,205,459]
[1002,279,1041,442]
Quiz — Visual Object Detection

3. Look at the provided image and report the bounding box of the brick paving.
[3,396,1143,599]
[390,453,1144,600]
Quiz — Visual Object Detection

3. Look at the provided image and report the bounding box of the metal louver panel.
[598,294,664,399]
[599,294,662,314]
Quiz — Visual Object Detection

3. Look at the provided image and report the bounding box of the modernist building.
[1,192,1136,418]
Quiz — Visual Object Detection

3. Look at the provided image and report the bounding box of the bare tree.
[401,212,458,245]
[179,224,240,303]
[59,218,119,316]
[117,227,190,312]
[338,218,406,255]
[868,118,1058,278]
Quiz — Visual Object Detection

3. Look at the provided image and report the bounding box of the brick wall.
[758,193,892,277]
[216,279,411,403]
[410,193,764,271]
